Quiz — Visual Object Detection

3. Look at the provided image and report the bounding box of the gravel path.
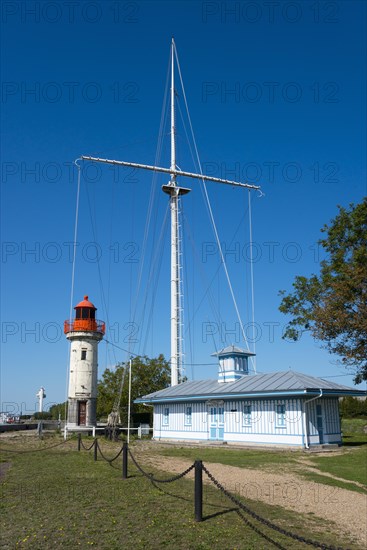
[136,449,367,547]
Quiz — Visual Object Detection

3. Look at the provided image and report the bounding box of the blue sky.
[1,0,366,414]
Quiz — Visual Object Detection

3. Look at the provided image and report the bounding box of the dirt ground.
[132,441,367,547]
[1,433,366,546]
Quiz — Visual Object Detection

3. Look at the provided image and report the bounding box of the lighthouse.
[64,296,105,428]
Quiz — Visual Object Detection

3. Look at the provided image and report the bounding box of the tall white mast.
[80,40,261,387]
[164,37,190,385]
[170,39,176,184]
[169,38,179,386]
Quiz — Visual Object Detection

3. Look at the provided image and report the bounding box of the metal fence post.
[77,433,81,451]
[194,460,203,522]
[122,442,128,479]
[94,439,98,461]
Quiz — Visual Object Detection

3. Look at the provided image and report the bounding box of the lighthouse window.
[81,349,87,360]
[81,308,89,319]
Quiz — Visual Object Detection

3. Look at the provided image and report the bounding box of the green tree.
[279,199,367,383]
[96,354,171,423]
[34,411,52,420]
[340,396,367,418]
[49,402,67,420]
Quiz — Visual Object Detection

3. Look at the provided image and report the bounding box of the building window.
[185,406,192,426]
[81,349,87,360]
[163,407,169,426]
[243,404,252,426]
[276,404,286,427]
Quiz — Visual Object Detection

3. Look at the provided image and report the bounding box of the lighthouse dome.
[74,295,96,310]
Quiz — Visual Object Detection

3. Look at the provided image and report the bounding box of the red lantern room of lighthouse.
[64,296,105,428]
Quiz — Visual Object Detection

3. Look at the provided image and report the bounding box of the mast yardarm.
[80,39,261,387]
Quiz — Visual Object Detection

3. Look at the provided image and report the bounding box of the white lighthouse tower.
[64,296,105,428]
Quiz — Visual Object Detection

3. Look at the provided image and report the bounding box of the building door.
[78,401,87,426]
[316,404,324,444]
[209,407,224,440]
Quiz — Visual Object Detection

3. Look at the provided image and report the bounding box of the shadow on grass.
[203,507,238,521]
[235,510,288,550]
[342,436,367,447]
[86,457,308,550]
[148,473,286,549]
[148,476,239,516]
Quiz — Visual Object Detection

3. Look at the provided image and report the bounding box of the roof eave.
[135,388,366,404]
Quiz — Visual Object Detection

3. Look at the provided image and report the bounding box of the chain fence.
[202,464,346,550]
[234,508,288,550]
[0,432,351,549]
[96,440,125,463]
[128,447,195,483]
[76,436,348,549]
[80,437,97,452]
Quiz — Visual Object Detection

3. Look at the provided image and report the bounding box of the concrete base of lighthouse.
[67,397,97,428]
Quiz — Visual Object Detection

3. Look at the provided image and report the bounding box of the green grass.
[0,435,362,549]
[155,427,367,494]
[306,446,367,487]
[156,446,300,469]
[342,418,367,445]
[342,418,367,434]
[298,470,367,494]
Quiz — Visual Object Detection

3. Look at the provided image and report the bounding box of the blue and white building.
[135,346,366,448]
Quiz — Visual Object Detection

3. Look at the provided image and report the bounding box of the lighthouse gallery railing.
[64,319,106,334]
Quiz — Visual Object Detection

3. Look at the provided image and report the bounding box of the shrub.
[340,396,367,418]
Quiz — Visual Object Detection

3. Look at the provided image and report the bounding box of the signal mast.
[80,39,260,386]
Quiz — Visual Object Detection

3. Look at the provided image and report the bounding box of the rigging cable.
[84,173,117,368]
[177,91,227,373]
[105,338,218,367]
[64,159,82,427]
[248,190,256,370]
[180,202,195,380]
[178,92,255,373]
[181,210,223,354]
[139,202,170,357]
[177,194,186,380]
[105,159,118,371]
[128,50,171,360]
[174,46,254,366]
[176,95,203,379]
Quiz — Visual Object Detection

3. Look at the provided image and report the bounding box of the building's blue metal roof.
[135,370,366,403]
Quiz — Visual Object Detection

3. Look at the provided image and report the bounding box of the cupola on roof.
[212,345,255,357]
